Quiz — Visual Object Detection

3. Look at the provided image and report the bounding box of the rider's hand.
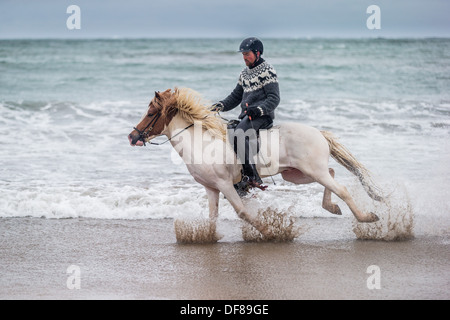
[246,106,264,119]
[210,102,224,112]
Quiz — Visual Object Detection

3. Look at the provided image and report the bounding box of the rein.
[134,115,194,146]
[147,123,194,146]
[134,107,219,147]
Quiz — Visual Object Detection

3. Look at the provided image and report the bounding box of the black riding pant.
[230,115,273,172]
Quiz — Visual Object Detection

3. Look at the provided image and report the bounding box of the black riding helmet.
[238,37,264,55]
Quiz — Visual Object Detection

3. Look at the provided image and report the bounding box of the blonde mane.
[173,87,227,140]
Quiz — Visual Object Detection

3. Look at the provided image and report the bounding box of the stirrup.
[234,180,250,197]
[243,174,268,191]
[248,179,268,191]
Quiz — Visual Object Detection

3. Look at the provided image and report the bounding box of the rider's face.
[242,51,258,67]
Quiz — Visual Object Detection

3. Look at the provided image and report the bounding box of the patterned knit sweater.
[220,59,280,119]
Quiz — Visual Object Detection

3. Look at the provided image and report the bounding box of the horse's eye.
[148,113,154,117]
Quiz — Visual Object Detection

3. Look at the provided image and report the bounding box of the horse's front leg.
[205,186,220,222]
[218,182,271,238]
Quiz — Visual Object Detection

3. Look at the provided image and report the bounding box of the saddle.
[227,119,274,131]
[227,119,275,154]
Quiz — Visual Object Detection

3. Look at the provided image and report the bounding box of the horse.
[128,88,383,239]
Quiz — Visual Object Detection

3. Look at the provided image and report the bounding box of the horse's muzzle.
[128,132,144,146]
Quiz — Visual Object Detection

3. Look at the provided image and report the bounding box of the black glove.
[210,102,224,112]
[246,106,264,119]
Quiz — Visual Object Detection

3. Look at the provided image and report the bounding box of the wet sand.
[0,217,448,300]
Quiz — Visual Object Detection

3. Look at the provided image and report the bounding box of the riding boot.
[233,163,265,197]
[243,163,263,187]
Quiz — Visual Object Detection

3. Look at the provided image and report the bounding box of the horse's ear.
[155,91,161,100]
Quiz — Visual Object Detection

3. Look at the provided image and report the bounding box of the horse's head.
[128,89,177,146]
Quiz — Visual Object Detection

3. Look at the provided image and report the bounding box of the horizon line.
[1,35,450,41]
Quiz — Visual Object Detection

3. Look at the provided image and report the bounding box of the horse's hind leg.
[315,171,379,223]
[282,168,342,216]
[322,168,342,216]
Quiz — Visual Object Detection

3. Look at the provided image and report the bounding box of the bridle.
[133,111,162,146]
[133,101,194,146]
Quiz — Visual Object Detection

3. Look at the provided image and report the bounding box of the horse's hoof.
[357,213,380,223]
[332,205,342,216]
[370,213,380,222]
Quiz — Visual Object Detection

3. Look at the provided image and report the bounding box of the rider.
[211,37,280,189]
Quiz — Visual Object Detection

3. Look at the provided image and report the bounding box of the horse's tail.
[321,130,384,202]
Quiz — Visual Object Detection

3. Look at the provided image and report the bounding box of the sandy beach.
[0,216,448,300]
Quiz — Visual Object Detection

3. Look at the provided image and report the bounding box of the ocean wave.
[0,183,207,220]
[0,179,332,220]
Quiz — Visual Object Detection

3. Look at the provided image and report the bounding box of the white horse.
[128,88,382,239]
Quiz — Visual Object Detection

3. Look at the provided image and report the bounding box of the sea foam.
[351,181,415,241]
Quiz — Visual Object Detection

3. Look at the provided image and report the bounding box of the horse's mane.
[171,87,226,140]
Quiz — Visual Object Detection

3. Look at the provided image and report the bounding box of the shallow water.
[0,38,449,239]
[0,217,448,300]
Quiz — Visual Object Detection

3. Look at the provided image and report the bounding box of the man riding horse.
[211,37,280,192]
[128,38,382,236]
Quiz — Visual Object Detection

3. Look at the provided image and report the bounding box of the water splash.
[242,207,303,242]
[174,218,222,244]
[352,182,415,241]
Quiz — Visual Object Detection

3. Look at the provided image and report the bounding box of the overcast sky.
[0,0,449,39]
